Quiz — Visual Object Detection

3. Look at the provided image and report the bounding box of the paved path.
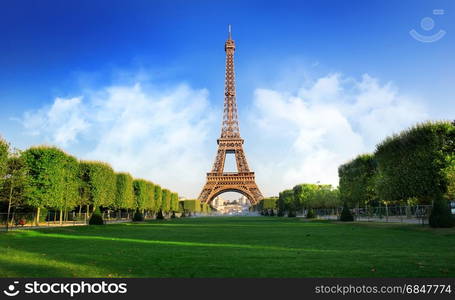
[0,219,135,232]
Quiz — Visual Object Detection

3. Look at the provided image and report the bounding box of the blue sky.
[0,0,454,198]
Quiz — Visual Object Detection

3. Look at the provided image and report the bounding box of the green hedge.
[115,173,134,210]
[79,160,116,210]
[0,135,181,220]
[338,154,377,207]
[145,181,156,212]
[154,185,162,212]
[258,197,277,212]
[171,192,179,212]
[183,199,201,213]
[133,179,148,211]
[276,184,340,217]
[375,121,454,203]
[161,189,171,213]
[337,121,455,228]
[22,146,80,222]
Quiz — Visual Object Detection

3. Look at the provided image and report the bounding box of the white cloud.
[246,73,427,196]
[21,83,216,197]
[20,72,428,199]
[22,97,89,146]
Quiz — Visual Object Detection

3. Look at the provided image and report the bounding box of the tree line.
[256,121,454,227]
[0,139,209,225]
[338,121,455,227]
[257,184,341,217]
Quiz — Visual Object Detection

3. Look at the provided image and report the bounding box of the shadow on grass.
[17,231,352,253]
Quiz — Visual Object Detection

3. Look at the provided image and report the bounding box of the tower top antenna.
[228,24,232,39]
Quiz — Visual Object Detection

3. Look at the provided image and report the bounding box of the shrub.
[340,204,354,221]
[156,210,164,220]
[132,210,144,222]
[89,207,104,225]
[306,209,315,219]
[429,198,454,228]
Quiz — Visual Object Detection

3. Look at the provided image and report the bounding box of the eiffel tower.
[198,26,263,205]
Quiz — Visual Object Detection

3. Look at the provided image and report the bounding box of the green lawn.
[1,217,454,277]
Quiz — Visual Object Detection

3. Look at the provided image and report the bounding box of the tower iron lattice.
[197,26,263,205]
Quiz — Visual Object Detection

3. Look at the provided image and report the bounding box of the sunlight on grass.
[0,248,108,277]
[17,231,342,253]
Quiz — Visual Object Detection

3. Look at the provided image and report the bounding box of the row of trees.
[257,184,341,217]
[338,121,455,227]
[179,199,212,216]
[0,140,183,225]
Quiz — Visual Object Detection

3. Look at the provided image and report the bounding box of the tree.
[183,199,201,215]
[133,179,148,212]
[201,203,210,214]
[429,195,454,228]
[305,185,340,209]
[278,189,295,217]
[338,154,378,207]
[0,137,9,186]
[293,184,318,210]
[59,154,80,223]
[170,192,179,215]
[1,151,29,230]
[77,163,91,217]
[446,164,455,202]
[22,146,70,225]
[144,181,156,215]
[375,121,453,203]
[79,161,116,214]
[258,197,277,215]
[89,206,104,225]
[114,173,134,210]
[340,203,354,221]
[154,185,162,212]
[375,121,454,227]
[161,189,171,215]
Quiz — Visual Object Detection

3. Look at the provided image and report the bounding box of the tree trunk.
[6,183,13,231]
[59,209,63,224]
[78,205,82,218]
[34,207,41,226]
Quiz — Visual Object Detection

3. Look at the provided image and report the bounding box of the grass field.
[1,217,454,277]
